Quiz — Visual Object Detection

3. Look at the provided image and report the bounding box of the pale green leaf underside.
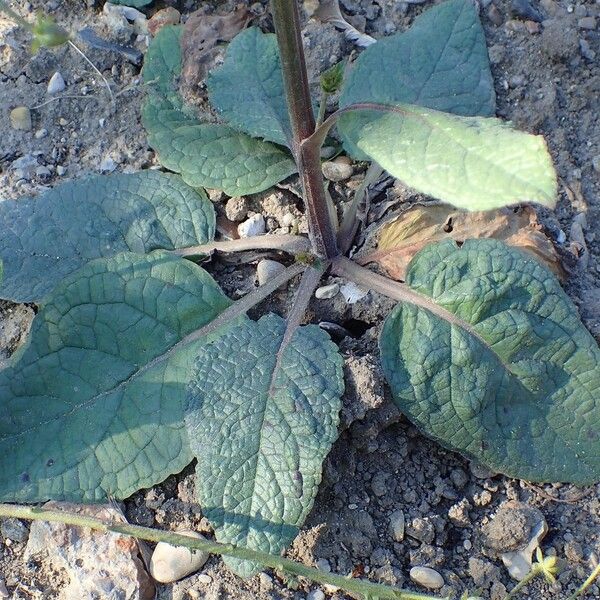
[208,27,291,148]
[339,0,496,159]
[338,105,557,211]
[186,314,344,576]
[380,239,600,484]
[0,171,215,303]
[0,252,231,502]
[142,26,296,196]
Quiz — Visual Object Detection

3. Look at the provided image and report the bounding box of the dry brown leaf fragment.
[180,5,248,93]
[359,204,565,280]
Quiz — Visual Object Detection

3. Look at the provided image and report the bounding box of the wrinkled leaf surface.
[380,239,600,484]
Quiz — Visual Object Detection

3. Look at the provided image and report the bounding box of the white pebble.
[35,128,48,139]
[256,259,285,286]
[306,590,325,600]
[56,165,67,176]
[149,531,209,583]
[315,283,339,299]
[409,566,444,590]
[281,212,295,227]
[47,72,66,94]
[99,157,117,173]
[238,214,266,238]
[196,574,212,584]
[340,282,368,304]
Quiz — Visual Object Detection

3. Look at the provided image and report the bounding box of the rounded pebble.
[238,214,266,238]
[315,283,339,299]
[322,156,353,182]
[225,196,250,221]
[306,590,325,600]
[47,72,66,94]
[10,107,32,131]
[409,566,444,590]
[149,531,209,583]
[256,259,285,286]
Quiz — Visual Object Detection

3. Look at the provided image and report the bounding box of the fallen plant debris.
[358,204,565,280]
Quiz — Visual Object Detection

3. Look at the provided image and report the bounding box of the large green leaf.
[142,26,296,196]
[143,96,296,196]
[208,27,291,148]
[186,314,344,576]
[337,105,557,211]
[339,0,495,160]
[0,171,215,303]
[380,239,600,484]
[0,252,231,502]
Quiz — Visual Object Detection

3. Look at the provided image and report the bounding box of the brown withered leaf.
[359,204,565,280]
[180,5,248,94]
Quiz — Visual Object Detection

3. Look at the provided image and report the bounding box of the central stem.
[271,0,339,258]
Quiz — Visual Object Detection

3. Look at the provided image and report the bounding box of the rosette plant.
[0,0,598,595]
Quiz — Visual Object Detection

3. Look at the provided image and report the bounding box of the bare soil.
[0,0,599,599]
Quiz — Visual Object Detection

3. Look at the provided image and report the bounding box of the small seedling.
[0,0,599,598]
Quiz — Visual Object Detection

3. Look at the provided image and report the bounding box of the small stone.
[259,572,273,591]
[469,461,497,479]
[35,128,48,139]
[197,574,212,584]
[224,196,250,221]
[487,5,504,26]
[58,117,68,126]
[35,165,52,179]
[578,17,596,29]
[389,510,405,542]
[315,283,340,299]
[281,212,295,227]
[409,566,444,590]
[592,156,600,173]
[322,156,354,182]
[340,281,368,304]
[148,7,181,36]
[473,490,493,506]
[501,517,547,581]
[149,530,209,583]
[511,0,544,22]
[1,518,29,543]
[371,472,388,497]
[238,214,266,237]
[407,517,436,544]
[306,590,325,600]
[11,154,38,180]
[316,558,331,572]
[463,539,472,550]
[450,468,468,489]
[0,578,8,599]
[525,20,540,33]
[256,259,285,286]
[10,106,32,131]
[448,499,472,527]
[564,540,584,563]
[580,39,596,60]
[56,165,67,176]
[47,72,66,94]
[99,157,117,173]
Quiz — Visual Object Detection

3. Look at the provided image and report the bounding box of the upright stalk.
[271,0,339,258]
